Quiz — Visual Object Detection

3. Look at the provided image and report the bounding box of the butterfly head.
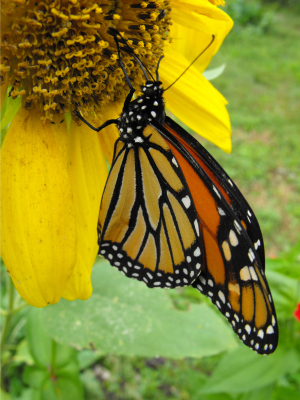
[117,80,165,143]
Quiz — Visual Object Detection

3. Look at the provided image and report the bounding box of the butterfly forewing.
[98,126,203,288]
[164,117,265,267]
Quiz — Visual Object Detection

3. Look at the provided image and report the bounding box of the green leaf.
[203,64,226,81]
[42,260,237,358]
[24,363,83,400]
[200,346,300,394]
[80,370,103,400]
[77,349,104,370]
[0,388,12,400]
[13,339,34,366]
[238,384,273,400]
[51,343,78,370]
[26,308,53,367]
[18,388,40,400]
[0,94,21,130]
[23,366,49,390]
[40,376,83,400]
[27,307,79,369]
[273,386,300,400]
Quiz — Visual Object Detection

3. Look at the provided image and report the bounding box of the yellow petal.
[169,0,233,72]
[96,102,122,165]
[62,119,108,300]
[0,107,77,307]
[209,0,225,5]
[160,49,231,153]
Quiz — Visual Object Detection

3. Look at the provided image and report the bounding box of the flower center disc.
[0,0,172,121]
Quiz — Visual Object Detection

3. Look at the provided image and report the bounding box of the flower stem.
[0,276,15,390]
[0,276,15,351]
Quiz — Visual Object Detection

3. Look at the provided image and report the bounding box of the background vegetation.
[1,1,300,399]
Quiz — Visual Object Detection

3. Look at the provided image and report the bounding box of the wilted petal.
[62,120,108,301]
[160,49,231,152]
[0,107,77,307]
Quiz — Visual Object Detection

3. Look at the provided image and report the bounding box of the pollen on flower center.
[0,0,172,122]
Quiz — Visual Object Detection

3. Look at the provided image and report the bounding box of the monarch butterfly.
[75,30,278,354]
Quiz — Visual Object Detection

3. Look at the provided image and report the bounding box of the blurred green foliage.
[224,0,274,32]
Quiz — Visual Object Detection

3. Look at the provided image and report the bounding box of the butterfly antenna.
[165,35,215,91]
[156,56,164,81]
[113,33,135,92]
[109,28,153,81]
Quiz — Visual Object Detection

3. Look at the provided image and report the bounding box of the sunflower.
[0,0,233,307]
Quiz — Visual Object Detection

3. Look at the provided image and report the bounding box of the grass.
[198,8,300,256]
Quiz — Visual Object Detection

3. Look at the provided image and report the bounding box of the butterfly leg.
[74,111,118,132]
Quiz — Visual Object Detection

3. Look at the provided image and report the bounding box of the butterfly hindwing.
[152,119,278,354]
[98,126,203,288]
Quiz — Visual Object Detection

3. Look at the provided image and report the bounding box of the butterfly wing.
[152,119,278,354]
[98,125,203,288]
[165,116,265,267]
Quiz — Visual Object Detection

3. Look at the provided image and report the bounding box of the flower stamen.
[1,0,172,121]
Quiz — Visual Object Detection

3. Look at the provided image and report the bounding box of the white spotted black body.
[117,81,165,144]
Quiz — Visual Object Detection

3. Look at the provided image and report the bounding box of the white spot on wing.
[194,247,201,257]
[249,266,258,281]
[134,136,144,143]
[245,324,251,334]
[218,291,225,303]
[266,325,274,334]
[194,220,200,236]
[182,195,191,209]
[240,266,251,281]
[248,248,255,262]
[229,230,239,247]
[172,157,178,167]
[254,239,261,250]
[218,208,225,216]
[213,185,221,198]
[257,329,264,339]
[200,276,206,285]
[234,220,242,234]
